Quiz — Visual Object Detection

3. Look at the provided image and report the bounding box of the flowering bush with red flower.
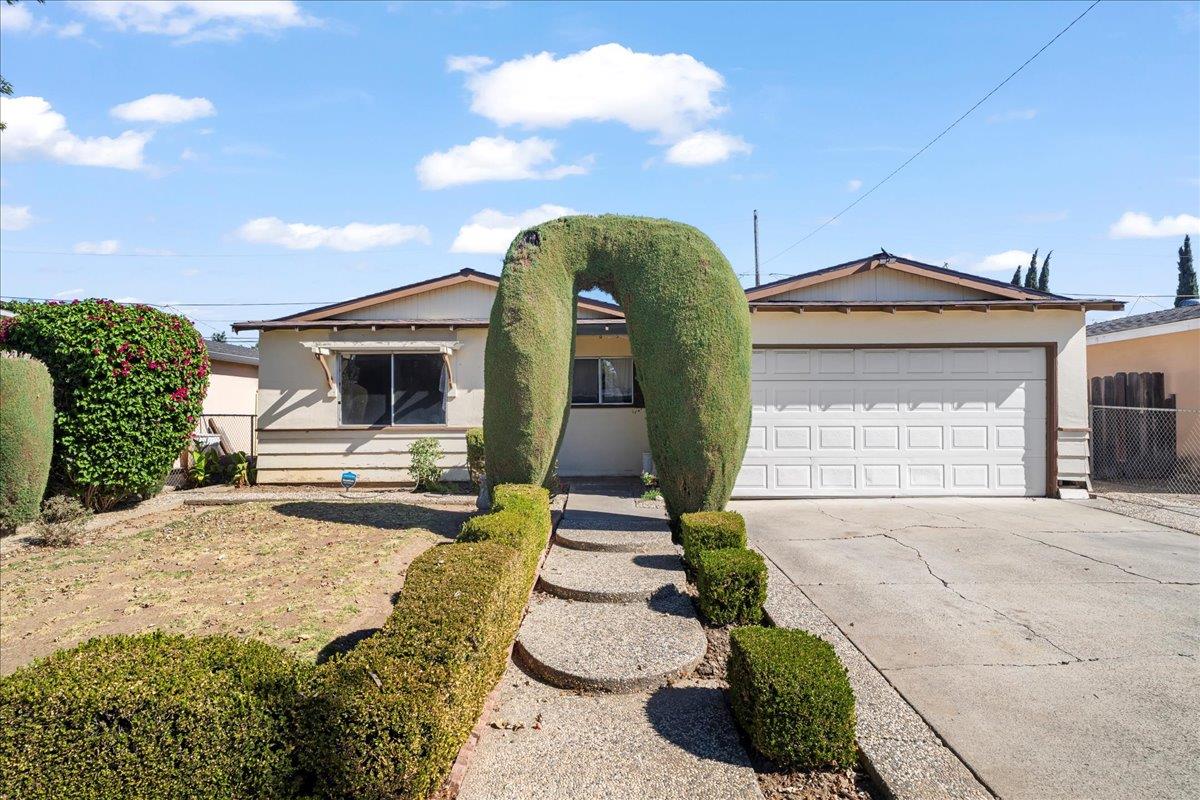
[1,299,208,510]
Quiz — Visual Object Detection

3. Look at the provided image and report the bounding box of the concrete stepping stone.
[515,592,707,692]
[554,525,674,553]
[537,546,684,602]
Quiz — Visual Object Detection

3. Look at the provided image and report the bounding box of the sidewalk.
[457,482,762,799]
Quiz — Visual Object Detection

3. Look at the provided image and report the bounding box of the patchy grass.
[0,500,473,673]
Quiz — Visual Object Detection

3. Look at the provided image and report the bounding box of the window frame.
[570,356,640,408]
[337,351,448,427]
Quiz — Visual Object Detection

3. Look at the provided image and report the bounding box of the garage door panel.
[735,346,1047,498]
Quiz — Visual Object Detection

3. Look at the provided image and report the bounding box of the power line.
[760,0,1103,268]
[0,247,422,258]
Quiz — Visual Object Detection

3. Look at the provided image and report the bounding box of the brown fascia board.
[232,319,492,332]
[748,300,1125,312]
[236,268,623,329]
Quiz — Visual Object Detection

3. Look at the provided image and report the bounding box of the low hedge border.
[695,547,767,626]
[0,483,552,800]
[306,482,551,799]
[0,633,313,800]
[727,626,857,770]
[680,510,746,568]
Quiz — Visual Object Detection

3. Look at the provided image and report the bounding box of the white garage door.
[734,347,1047,498]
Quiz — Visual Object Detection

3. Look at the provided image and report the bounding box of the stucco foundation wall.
[749,308,1090,489]
[1087,328,1200,445]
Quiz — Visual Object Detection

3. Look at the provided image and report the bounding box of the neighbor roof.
[205,339,259,365]
[1086,304,1200,337]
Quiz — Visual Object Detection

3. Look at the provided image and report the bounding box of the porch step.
[554,524,675,553]
[537,546,685,602]
[514,592,706,693]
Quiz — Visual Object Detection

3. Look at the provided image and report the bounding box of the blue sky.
[1,0,1197,342]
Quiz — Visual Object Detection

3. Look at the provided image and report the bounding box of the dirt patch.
[695,624,732,681]
[0,499,474,673]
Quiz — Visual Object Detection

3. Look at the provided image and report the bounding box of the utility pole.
[753,209,761,286]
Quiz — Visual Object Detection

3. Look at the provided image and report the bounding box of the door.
[734,347,1047,497]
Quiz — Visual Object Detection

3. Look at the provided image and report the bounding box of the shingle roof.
[1086,304,1200,337]
[205,339,259,364]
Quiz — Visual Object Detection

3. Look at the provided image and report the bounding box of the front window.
[340,353,446,425]
[571,357,637,406]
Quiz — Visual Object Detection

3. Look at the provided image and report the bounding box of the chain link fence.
[165,414,257,488]
[1090,405,1200,496]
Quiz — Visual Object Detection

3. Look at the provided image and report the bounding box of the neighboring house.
[1086,305,1200,447]
[202,340,260,416]
[234,255,1121,498]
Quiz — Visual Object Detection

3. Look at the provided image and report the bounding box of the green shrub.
[696,548,767,626]
[0,632,313,800]
[33,495,92,547]
[225,451,251,487]
[728,627,857,770]
[306,544,530,799]
[1,299,208,510]
[491,483,550,515]
[465,427,485,489]
[408,437,444,491]
[307,484,550,799]
[0,352,54,534]
[187,443,221,488]
[680,510,747,567]
[482,215,751,522]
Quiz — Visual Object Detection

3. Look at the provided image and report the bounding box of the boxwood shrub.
[1,300,208,510]
[0,352,54,533]
[306,484,550,799]
[728,626,857,769]
[680,510,746,568]
[0,632,313,800]
[695,547,767,626]
[465,427,485,488]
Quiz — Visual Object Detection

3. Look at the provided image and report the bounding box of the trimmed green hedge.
[680,510,746,567]
[695,548,767,626]
[728,627,857,769]
[305,484,550,799]
[0,633,313,800]
[0,352,54,533]
[482,215,751,522]
[465,427,485,488]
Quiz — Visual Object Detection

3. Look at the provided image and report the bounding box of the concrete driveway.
[729,497,1200,800]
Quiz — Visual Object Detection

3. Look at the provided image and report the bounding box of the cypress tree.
[1023,249,1039,289]
[1037,250,1052,292]
[1176,235,1197,308]
[1010,266,1022,286]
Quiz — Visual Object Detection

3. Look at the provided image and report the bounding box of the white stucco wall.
[557,334,649,476]
[203,360,258,416]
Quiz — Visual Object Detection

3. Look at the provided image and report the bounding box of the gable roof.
[268,268,623,324]
[746,252,1069,303]
[1086,304,1200,338]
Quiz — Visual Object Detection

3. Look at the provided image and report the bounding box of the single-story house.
[234,253,1121,498]
[1086,304,1200,447]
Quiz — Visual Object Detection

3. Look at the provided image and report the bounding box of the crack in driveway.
[1010,531,1199,586]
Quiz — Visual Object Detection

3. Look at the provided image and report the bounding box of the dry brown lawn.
[0,500,473,674]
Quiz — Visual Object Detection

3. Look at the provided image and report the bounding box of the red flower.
[170,386,189,401]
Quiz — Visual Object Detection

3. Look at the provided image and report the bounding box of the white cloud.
[74,240,121,255]
[461,43,727,139]
[846,178,863,192]
[416,135,590,189]
[111,94,215,124]
[446,54,493,73]
[970,249,1033,273]
[181,268,201,277]
[1,96,152,170]
[53,288,85,298]
[987,108,1038,124]
[0,205,35,231]
[664,130,751,166]
[180,147,199,161]
[236,217,432,251]
[1109,212,1200,239]
[1,3,84,37]
[451,204,577,254]
[72,0,318,42]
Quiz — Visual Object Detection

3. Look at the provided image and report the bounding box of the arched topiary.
[483,215,751,519]
[0,352,54,534]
